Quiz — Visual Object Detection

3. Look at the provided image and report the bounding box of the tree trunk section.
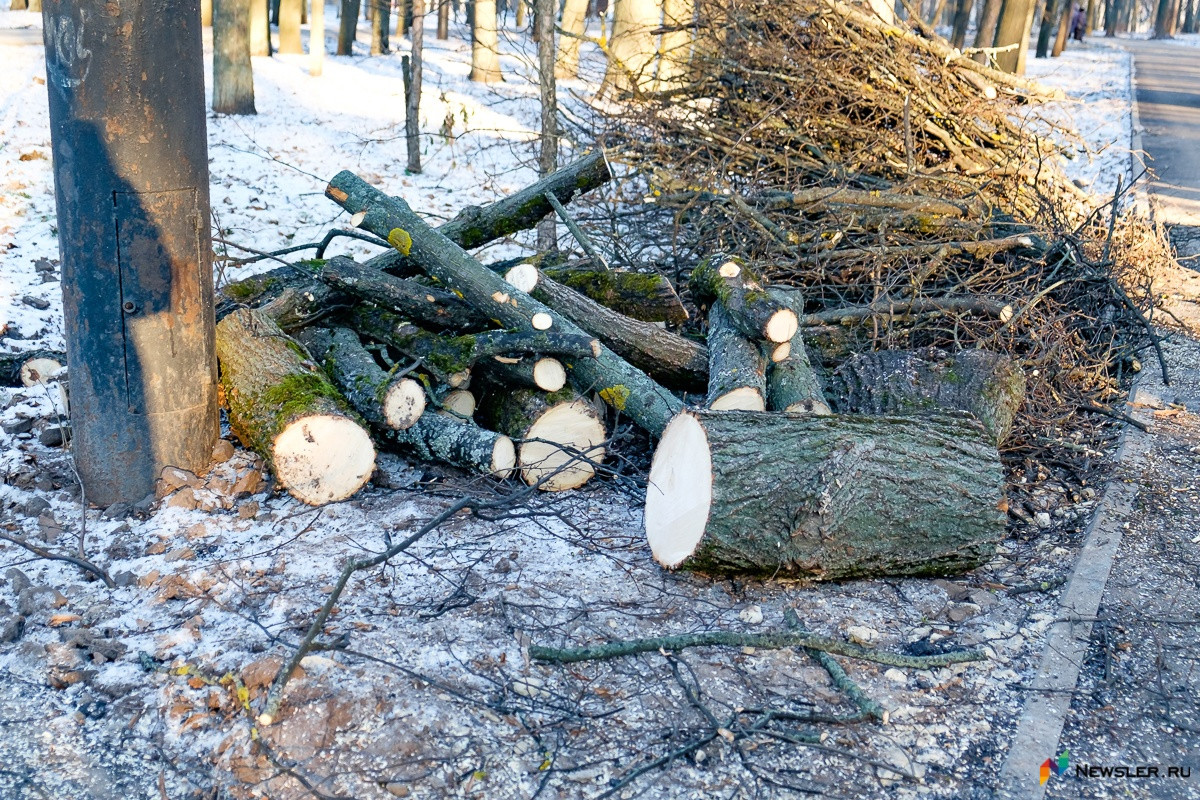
[215,309,376,505]
[406,0,425,173]
[477,387,606,490]
[655,0,693,88]
[0,350,65,387]
[339,0,362,52]
[202,0,213,25]
[279,0,304,52]
[951,0,975,46]
[1035,0,1060,56]
[828,348,1025,445]
[478,355,567,391]
[766,289,830,415]
[689,255,798,344]
[382,412,516,477]
[317,256,486,330]
[471,0,503,81]
[556,0,589,78]
[214,0,257,115]
[327,172,686,434]
[605,0,660,93]
[645,410,1006,579]
[310,0,325,74]
[437,0,450,36]
[705,301,765,411]
[371,0,391,52]
[537,262,687,324]
[1052,0,1071,54]
[536,0,558,251]
[992,0,1036,73]
[973,0,1003,59]
[251,0,272,55]
[299,327,427,430]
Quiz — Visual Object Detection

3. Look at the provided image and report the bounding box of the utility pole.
[41,0,219,506]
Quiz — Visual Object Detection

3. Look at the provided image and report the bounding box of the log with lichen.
[706,301,767,410]
[495,259,688,324]
[381,411,516,477]
[215,308,376,505]
[689,255,798,344]
[766,288,831,415]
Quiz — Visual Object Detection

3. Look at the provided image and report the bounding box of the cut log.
[706,301,766,411]
[434,387,477,420]
[350,307,599,386]
[479,356,567,392]
[315,256,486,331]
[381,412,515,477]
[326,171,686,436]
[644,410,1005,579]
[766,289,831,415]
[540,263,688,325]
[256,282,342,331]
[216,263,337,326]
[689,255,798,343]
[299,327,426,430]
[477,387,606,491]
[0,350,66,387]
[215,309,376,505]
[828,348,1025,445]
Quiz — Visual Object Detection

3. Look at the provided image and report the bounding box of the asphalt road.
[1123,38,1200,251]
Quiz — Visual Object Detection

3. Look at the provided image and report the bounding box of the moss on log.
[766,288,831,415]
[299,327,426,430]
[689,255,798,343]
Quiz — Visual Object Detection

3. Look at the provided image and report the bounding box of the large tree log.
[477,386,606,490]
[766,289,831,415]
[827,348,1025,445]
[215,309,376,505]
[381,412,515,477]
[478,356,567,392]
[535,262,688,324]
[316,256,486,331]
[706,301,766,410]
[298,327,426,430]
[326,172,686,436]
[644,410,1005,579]
[689,256,798,343]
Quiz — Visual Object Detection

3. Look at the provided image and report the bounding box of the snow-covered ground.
[0,16,1142,799]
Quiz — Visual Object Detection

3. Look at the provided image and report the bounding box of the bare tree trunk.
[951,0,975,46]
[202,0,213,25]
[1051,0,1071,52]
[516,0,526,26]
[405,0,425,173]
[371,0,391,52]
[279,0,303,52]
[1104,0,1118,33]
[251,0,271,54]
[536,0,558,251]
[655,0,693,88]
[339,0,361,52]
[1035,0,1060,55]
[973,0,1003,61]
[10,0,28,10]
[311,0,325,73]
[556,0,589,78]
[605,0,661,93]
[993,0,1036,73]
[437,0,450,36]
[1153,0,1177,34]
[214,0,257,114]
[1184,0,1196,32]
[471,0,503,81]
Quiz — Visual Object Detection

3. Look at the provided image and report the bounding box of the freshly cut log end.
[21,357,65,387]
[645,409,1005,579]
[709,387,765,411]
[505,263,539,293]
[531,312,554,331]
[491,435,518,479]
[437,389,477,420]
[784,399,833,415]
[764,309,799,344]
[532,357,567,391]
[520,399,606,491]
[383,377,427,430]
[274,415,377,505]
[769,341,791,363]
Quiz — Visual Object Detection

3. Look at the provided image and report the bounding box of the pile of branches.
[596,0,1174,483]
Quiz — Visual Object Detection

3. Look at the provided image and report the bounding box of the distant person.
[1071,5,1087,41]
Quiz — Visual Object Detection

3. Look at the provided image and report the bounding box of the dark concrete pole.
[41,0,218,506]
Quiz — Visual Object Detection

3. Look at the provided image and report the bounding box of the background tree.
[339,0,362,53]
[605,0,661,93]
[992,0,1037,73]
[655,0,693,89]
[202,0,213,25]
[536,0,557,250]
[973,0,1003,62]
[950,0,975,47]
[406,0,425,173]
[471,0,503,82]
[214,0,257,115]
[311,0,325,74]
[279,0,303,52]
[372,0,391,53]
[555,0,589,78]
[251,0,271,55]
[1153,0,1180,35]
[437,0,450,37]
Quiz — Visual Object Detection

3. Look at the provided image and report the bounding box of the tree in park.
[555,0,589,79]
[604,0,661,93]
[404,0,425,173]
[310,0,325,74]
[437,0,450,38]
[371,0,391,54]
[471,0,503,82]
[973,0,1004,62]
[1153,0,1181,37]
[251,0,271,55]
[278,0,303,53]
[213,0,257,115]
[339,0,362,54]
[536,0,557,250]
[992,0,1037,74]
[655,0,694,89]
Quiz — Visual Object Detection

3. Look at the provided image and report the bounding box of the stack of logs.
[204,153,1024,579]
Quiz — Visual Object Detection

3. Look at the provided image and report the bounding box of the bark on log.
[299,327,426,430]
[215,309,376,505]
[828,348,1025,445]
[705,301,766,411]
[433,387,477,420]
[478,355,567,392]
[538,263,688,324]
[644,410,1005,579]
[316,256,487,331]
[477,386,606,490]
[0,350,66,387]
[326,171,686,436]
[766,289,831,415]
[689,255,798,343]
[350,307,599,386]
[381,412,516,477]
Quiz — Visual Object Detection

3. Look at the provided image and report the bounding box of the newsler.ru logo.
[1075,764,1192,779]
